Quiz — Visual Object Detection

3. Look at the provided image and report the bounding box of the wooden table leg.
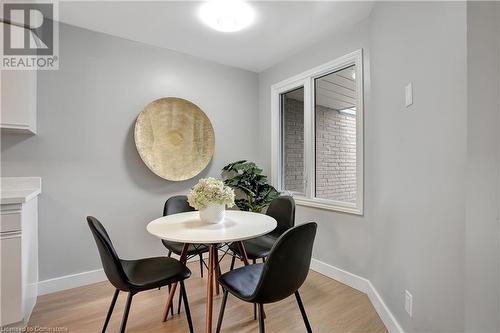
[163,243,189,322]
[206,245,215,333]
[237,241,250,266]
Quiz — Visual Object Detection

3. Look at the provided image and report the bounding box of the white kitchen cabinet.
[0,177,41,328]
[0,22,37,134]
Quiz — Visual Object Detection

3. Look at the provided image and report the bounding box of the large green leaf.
[222,160,247,172]
[222,160,280,213]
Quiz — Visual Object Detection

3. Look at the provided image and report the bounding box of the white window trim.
[270,49,364,215]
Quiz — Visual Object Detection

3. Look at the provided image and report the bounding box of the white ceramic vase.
[199,203,225,224]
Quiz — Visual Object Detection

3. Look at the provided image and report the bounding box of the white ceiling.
[58,1,374,72]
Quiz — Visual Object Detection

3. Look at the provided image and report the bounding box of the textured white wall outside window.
[283,97,305,193]
[315,105,357,203]
[283,98,357,202]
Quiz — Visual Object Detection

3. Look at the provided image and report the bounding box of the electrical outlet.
[404,290,413,317]
[405,83,413,107]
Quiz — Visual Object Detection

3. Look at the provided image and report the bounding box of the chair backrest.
[252,222,317,304]
[163,195,195,216]
[266,196,295,235]
[87,216,130,291]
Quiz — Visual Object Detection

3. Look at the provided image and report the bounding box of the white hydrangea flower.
[187,177,235,210]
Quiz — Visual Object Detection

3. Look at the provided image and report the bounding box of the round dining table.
[147,210,277,333]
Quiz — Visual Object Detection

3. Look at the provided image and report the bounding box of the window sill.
[292,196,363,215]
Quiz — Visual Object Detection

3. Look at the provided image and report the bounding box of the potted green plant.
[222,160,280,213]
[187,177,235,224]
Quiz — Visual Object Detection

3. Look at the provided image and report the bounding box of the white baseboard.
[310,258,370,293]
[38,268,106,296]
[37,253,210,296]
[366,280,405,333]
[310,258,404,333]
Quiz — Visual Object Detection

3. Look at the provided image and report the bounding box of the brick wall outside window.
[283,98,357,203]
[283,97,305,193]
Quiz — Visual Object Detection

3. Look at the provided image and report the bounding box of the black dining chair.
[229,196,295,269]
[216,222,317,333]
[87,216,194,333]
[162,195,208,277]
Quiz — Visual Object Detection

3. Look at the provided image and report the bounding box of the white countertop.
[1,177,41,204]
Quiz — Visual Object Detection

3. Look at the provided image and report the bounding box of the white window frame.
[271,49,364,215]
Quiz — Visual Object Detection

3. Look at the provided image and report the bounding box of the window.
[271,50,364,214]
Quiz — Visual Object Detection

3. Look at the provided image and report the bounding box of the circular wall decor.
[134,97,215,181]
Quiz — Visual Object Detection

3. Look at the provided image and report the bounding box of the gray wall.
[258,2,486,332]
[368,3,467,331]
[1,23,259,280]
[465,2,500,331]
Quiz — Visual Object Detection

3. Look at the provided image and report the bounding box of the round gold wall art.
[134,97,215,181]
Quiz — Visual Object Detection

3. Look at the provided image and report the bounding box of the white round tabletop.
[147,210,277,244]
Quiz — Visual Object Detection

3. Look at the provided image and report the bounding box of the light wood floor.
[28,259,387,333]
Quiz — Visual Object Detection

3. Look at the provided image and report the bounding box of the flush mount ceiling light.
[199,0,255,32]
